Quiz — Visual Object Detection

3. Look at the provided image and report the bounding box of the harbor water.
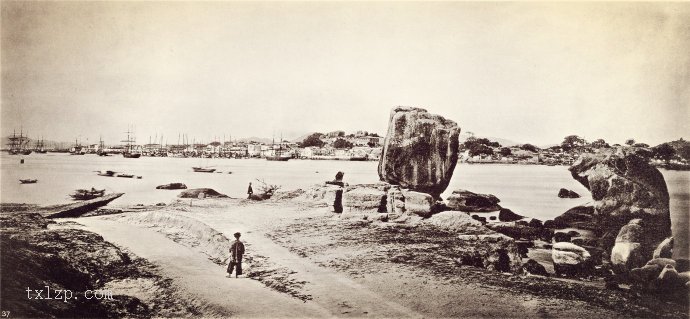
[1,153,687,257]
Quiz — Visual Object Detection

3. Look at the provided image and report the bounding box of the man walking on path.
[247,182,253,199]
[227,232,245,278]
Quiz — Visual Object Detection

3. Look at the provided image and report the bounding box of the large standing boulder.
[568,147,671,265]
[343,186,386,212]
[446,189,501,212]
[378,107,460,198]
[610,219,647,273]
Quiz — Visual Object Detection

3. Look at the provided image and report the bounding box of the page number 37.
[1,311,10,318]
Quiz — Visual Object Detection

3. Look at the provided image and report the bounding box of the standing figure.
[326,171,345,213]
[247,182,253,199]
[227,232,245,278]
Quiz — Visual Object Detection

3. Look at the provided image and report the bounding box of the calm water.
[2,153,687,257]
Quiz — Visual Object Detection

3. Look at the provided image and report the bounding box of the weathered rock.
[551,205,595,230]
[455,234,522,272]
[552,242,593,277]
[486,222,548,241]
[553,232,572,243]
[343,186,386,212]
[527,219,543,229]
[523,259,549,276]
[386,186,405,215]
[653,237,673,259]
[558,188,581,198]
[569,147,671,264]
[402,190,434,217]
[156,183,187,190]
[423,211,488,234]
[611,219,647,273]
[498,208,524,222]
[446,189,501,212]
[378,107,460,198]
[178,188,228,198]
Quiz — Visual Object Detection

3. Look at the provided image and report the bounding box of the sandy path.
[170,203,423,318]
[74,218,332,318]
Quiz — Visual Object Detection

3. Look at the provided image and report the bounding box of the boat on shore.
[69,188,105,200]
[19,179,38,184]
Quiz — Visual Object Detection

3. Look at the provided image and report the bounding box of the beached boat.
[19,179,38,184]
[70,188,105,200]
[192,167,216,173]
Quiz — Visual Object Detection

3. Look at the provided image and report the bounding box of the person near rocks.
[247,182,253,199]
[325,171,345,213]
[227,232,245,278]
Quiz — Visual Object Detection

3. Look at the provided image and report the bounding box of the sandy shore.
[3,197,688,318]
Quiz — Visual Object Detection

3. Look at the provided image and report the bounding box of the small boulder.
[652,237,673,259]
[552,242,593,277]
[523,259,549,276]
[402,190,434,218]
[558,188,580,198]
[343,186,386,212]
[552,205,595,230]
[424,211,487,234]
[447,189,501,212]
[498,208,523,222]
[156,183,187,190]
[610,219,647,274]
[553,232,572,243]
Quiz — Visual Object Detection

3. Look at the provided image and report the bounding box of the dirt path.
[76,212,421,318]
[74,218,331,318]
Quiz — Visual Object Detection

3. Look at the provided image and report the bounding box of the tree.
[468,144,493,157]
[520,144,539,153]
[561,135,586,152]
[499,147,512,156]
[300,133,325,147]
[591,139,609,149]
[652,143,675,163]
[333,138,353,149]
[625,139,636,146]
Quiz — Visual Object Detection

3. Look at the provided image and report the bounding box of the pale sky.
[2,1,689,146]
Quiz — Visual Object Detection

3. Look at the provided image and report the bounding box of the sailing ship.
[7,129,32,155]
[97,136,109,156]
[265,134,291,161]
[70,138,85,155]
[122,128,141,158]
[34,137,47,153]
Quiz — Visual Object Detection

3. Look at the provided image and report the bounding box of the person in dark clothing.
[325,171,345,213]
[247,182,253,199]
[227,232,245,278]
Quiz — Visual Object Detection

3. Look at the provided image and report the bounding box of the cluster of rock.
[178,188,228,199]
[156,183,187,190]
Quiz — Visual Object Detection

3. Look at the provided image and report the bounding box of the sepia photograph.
[1,1,689,318]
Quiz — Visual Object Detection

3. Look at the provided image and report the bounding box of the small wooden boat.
[95,170,117,177]
[192,167,216,173]
[19,179,38,184]
[116,173,135,178]
[70,188,105,200]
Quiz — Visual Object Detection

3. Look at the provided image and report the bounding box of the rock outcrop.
[558,188,580,198]
[378,107,460,198]
[455,234,522,272]
[568,147,671,267]
[446,189,501,212]
[178,188,228,198]
[156,183,187,190]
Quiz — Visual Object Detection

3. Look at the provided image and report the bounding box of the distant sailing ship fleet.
[4,129,380,161]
